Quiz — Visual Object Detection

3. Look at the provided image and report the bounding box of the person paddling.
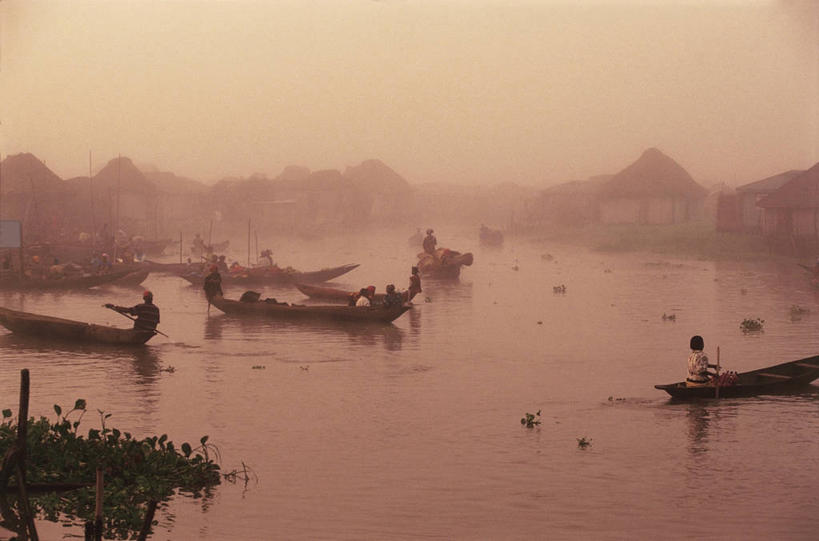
[105,290,160,332]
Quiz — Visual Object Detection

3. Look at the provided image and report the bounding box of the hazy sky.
[1,0,816,186]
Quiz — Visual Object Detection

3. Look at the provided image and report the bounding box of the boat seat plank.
[756,372,791,379]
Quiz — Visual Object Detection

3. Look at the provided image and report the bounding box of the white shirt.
[355,295,370,307]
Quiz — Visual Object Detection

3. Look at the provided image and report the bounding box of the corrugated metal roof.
[735,170,803,194]
[756,162,819,208]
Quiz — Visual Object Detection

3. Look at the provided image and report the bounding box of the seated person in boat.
[203,265,223,300]
[217,255,229,273]
[355,287,371,307]
[259,249,274,267]
[106,290,160,332]
[383,284,403,308]
[423,229,437,255]
[686,335,719,387]
[408,266,422,300]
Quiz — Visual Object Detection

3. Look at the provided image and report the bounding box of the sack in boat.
[239,291,261,303]
[717,371,738,386]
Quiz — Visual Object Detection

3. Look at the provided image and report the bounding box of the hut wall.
[645,197,674,224]
[599,199,640,224]
[792,209,819,237]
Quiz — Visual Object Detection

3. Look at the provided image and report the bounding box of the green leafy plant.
[0,399,223,539]
[520,410,541,428]
[577,437,592,449]
[740,317,765,333]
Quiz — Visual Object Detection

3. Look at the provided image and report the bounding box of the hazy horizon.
[1,0,816,187]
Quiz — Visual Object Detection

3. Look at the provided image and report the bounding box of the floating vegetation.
[537,321,543,325]
[424,297,432,303]
[251,365,266,370]
[740,317,765,333]
[603,268,612,273]
[790,305,810,316]
[552,285,566,294]
[299,366,309,371]
[159,365,175,373]
[520,410,541,428]
[661,313,676,321]
[577,437,592,449]
[607,396,626,402]
[0,398,222,539]
[541,253,554,261]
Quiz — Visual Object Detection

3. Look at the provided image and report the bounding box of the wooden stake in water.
[94,468,103,541]
[715,346,721,399]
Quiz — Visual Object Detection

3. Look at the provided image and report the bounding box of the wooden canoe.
[180,263,360,287]
[112,268,151,287]
[655,355,819,399]
[0,306,156,345]
[295,284,415,304]
[208,295,410,323]
[0,269,136,291]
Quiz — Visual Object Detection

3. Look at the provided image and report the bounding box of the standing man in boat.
[203,264,223,301]
[423,229,437,255]
[686,335,719,387]
[408,266,422,301]
[105,290,160,332]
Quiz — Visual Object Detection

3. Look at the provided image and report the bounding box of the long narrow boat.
[0,306,156,345]
[111,268,151,287]
[654,355,819,399]
[179,263,360,287]
[0,269,136,291]
[296,284,414,304]
[208,295,410,323]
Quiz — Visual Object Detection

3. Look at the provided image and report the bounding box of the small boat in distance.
[179,263,360,287]
[655,355,819,399]
[0,306,156,345]
[0,268,136,291]
[479,224,504,246]
[208,295,410,323]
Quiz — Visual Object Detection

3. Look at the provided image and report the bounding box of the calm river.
[1,226,819,540]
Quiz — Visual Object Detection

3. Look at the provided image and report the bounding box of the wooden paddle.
[714,346,721,399]
[103,305,169,338]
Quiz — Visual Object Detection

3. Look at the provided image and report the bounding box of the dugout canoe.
[111,268,151,287]
[208,294,410,323]
[295,284,415,304]
[180,263,360,287]
[0,306,156,345]
[654,355,819,399]
[0,269,135,291]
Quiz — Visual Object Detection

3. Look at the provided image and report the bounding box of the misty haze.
[0,1,818,539]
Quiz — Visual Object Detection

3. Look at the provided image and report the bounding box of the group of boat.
[3,232,819,401]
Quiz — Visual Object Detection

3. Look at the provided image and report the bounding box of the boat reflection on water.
[0,332,163,385]
[203,313,406,351]
[686,404,711,457]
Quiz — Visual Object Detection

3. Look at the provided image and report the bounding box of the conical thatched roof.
[93,156,156,194]
[0,153,64,194]
[757,162,819,208]
[343,159,411,194]
[599,148,706,199]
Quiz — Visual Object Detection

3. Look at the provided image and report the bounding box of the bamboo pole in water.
[247,218,251,267]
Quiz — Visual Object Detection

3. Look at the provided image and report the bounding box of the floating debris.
[553,284,566,294]
[537,320,543,325]
[520,410,541,428]
[424,296,432,303]
[790,305,810,316]
[541,253,554,261]
[577,437,592,449]
[251,365,266,370]
[740,288,748,295]
[661,313,676,321]
[740,317,765,333]
[159,365,176,373]
[299,365,309,371]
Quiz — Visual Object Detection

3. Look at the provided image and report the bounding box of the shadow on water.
[202,313,406,351]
